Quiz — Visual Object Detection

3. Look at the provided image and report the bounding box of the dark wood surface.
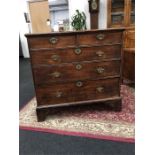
[123,28,135,83]
[30,44,121,65]
[26,29,124,121]
[25,28,125,36]
[27,31,123,49]
[36,97,122,122]
[107,0,135,28]
[28,35,76,49]
[77,32,122,45]
[123,49,135,82]
[106,1,135,84]
[88,0,100,29]
[35,78,120,106]
[90,13,99,29]
[33,60,121,84]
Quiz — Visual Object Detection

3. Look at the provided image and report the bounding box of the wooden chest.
[25,29,124,121]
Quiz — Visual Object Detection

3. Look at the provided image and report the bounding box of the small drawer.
[33,60,120,85]
[35,78,120,106]
[77,32,122,46]
[30,44,121,65]
[28,35,76,49]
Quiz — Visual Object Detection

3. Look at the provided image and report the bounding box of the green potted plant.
[71,10,87,31]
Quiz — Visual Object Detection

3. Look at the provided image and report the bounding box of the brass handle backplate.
[96,87,104,93]
[49,37,58,44]
[96,34,105,40]
[55,91,62,98]
[76,81,83,87]
[96,51,105,58]
[96,67,105,74]
[51,54,60,61]
[74,48,82,55]
[50,71,61,78]
[76,64,82,70]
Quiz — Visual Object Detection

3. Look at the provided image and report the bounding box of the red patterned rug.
[19,85,135,143]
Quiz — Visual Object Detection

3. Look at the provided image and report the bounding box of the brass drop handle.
[96,67,105,74]
[49,37,58,44]
[96,87,104,93]
[55,91,62,98]
[96,34,105,40]
[76,64,82,70]
[49,71,61,78]
[51,54,60,61]
[76,81,83,87]
[74,48,82,55]
[96,51,105,57]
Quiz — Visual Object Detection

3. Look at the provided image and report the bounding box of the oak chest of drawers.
[25,28,124,121]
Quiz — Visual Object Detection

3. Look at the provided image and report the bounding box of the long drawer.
[33,60,121,85]
[30,44,121,65]
[35,78,120,106]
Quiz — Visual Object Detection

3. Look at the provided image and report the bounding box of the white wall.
[68,0,107,30]
[99,0,107,29]
[19,0,30,58]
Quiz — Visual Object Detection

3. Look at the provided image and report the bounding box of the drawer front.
[35,78,120,105]
[33,61,120,85]
[28,35,76,49]
[30,45,121,65]
[78,32,122,45]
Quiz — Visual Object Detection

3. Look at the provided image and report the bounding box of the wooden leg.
[114,101,122,111]
[105,98,122,112]
[36,108,48,122]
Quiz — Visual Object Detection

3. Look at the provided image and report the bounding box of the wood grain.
[28,35,76,49]
[26,29,124,121]
[35,78,120,106]
[30,44,121,65]
[77,32,122,45]
[123,28,135,83]
[107,0,135,28]
[33,60,121,85]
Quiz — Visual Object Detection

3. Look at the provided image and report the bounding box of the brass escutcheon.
[74,48,82,55]
[49,37,58,44]
[96,34,105,40]
[76,64,82,70]
[76,81,83,87]
[96,51,105,58]
[96,67,105,74]
[50,71,61,78]
[96,87,104,93]
[55,91,62,98]
[51,54,60,61]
